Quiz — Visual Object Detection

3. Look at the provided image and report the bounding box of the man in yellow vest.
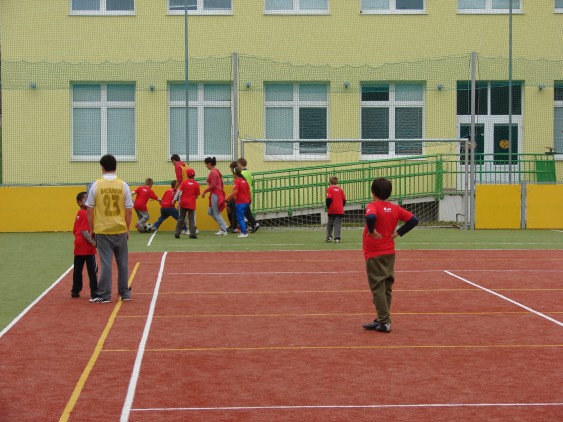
[86,154,133,303]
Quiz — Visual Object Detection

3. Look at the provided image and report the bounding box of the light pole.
[508,0,513,182]
[184,0,190,163]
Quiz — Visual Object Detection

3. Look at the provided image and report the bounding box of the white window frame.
[556,0,563,13]
[71,83,137,161]
[360,82,425,160]
[168,0,233,15]
[70,0,136,15]
[264,83,330,161]
[169,83,233,161]
[457,0,522,14]
[360,0,426,14]
[265,0,330,15]
[456,81,523,160]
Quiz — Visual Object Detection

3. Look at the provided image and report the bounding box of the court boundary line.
[0,265,73,340]
[444,271,563,327]
[131,402,563,412]
[120,252,168,422]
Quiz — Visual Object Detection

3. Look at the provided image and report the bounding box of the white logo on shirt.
[384,207,392,213]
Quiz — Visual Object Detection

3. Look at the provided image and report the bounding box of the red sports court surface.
[0,250,562,421]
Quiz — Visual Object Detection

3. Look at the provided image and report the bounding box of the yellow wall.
[526,185,563,229]
[475,184,521,229]
[0,185,232,233]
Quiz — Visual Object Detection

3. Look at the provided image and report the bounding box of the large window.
[361,0,425,13]
[169,83,232,161]
[554,83,563,157]
[168,0,232,14]
[265,0,329,14]
[458,0,522,13]
[71,0,134,14]
[457,81,522,164]
[72,83,136,160]
[265,83,328,160]
[361,83,424,158]
[556,0,563,12]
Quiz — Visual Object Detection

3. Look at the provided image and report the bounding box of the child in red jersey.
[362,178,418,333]
[326,176,346,243]
[153,180,186,232]
[72,191,98,299]
[174,169,200,239]
[225,168,252,238]
[131,178,160,232]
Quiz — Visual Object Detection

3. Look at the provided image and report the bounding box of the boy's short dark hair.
[371,177,392,200]
[100,154,117,172]
[145,178,153,185]
[237,157,247,167]
[76,191,87,202]
[171,154,181,162]
[170,180,176,188]
[329,176,338,185]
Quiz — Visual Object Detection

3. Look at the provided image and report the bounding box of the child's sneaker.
[335,238,341,244]
[252,223,260,233]
[89,297,110,303]
[189,235,198,239]
[215,229,228,236]
[325,236,332,243]
[238,233,249,238]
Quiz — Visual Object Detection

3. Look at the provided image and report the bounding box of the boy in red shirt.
[153,180,186,232]
[132,178,160,232]
[362,178,418,333]
[72,191,98,299]
[174,169,200,239]
[225,168,252,238]
[326,176,346,243]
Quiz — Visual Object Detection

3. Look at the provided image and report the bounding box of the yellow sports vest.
[93,177,127,234]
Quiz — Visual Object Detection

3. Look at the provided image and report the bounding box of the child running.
[131,178,160,232]
[325,176,346,243]
[71,191,98,299]
[225,168,252,238]
[362,177,418,333]
[174,169,200,239]
[153,180,186,232]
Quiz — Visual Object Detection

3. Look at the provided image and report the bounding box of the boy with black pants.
[72,191,98,299]
[362,178,418,333]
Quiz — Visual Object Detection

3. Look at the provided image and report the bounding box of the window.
[168,0,232,14]
[265,0,329,14]
[458,0,521,13]
[456,81,522,165]
[361,0,425,13]
[554,83,563,156]
[361,83,424,157]
[169,83,232,160]
[265,83,328,160]
[71,0,134,14]
[72,83,136,160]
[556,0,563,12]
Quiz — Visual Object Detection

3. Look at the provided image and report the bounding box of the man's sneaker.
[375,323,391,333]
[215,229,228,236]
[89,297,110,303]
[325,236,332,243]
[253,223,260,233]
[238,233,249,238]
[335,238,341,244]
[362,319,382,330]
[120,296,131,302]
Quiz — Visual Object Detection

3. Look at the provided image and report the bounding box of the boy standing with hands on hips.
[362,178,418,333]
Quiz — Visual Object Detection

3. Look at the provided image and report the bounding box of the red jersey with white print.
[178,179,201,210]
[326,185,346,215]
[133,186,158,211]
[74,208,96,256]
[160,188,177,208]
[363,201,414,260]
[234,178,251,204]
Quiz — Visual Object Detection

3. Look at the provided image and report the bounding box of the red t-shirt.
[234,178,251,204]
[160,188,177,208]
[327,185,346,215]
[363,201,413,260]
[74,208,96,256]
[133,186,158,211]
[178,179,201,210]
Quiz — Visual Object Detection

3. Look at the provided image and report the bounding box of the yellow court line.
[117,311,563,318]
[102,343,563,353]
[59,262,140,422]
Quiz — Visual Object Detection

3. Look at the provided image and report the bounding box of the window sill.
[69,11,136,16]
[264,11,330,16]
[167,10,233,15]
[360,10,427,15]
[457,10,523,15]
[71,156,137,162]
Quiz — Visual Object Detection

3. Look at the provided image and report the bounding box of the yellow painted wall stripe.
[59,262,139,422]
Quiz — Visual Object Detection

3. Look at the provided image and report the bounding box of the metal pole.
[508,0,513,182]
[470,52,477,231]
[184,0,190,163]
[464,137,469,230]
[232,52,239,160]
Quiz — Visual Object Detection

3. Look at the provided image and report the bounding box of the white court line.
[120,252,168,422]
[162,243,307,247]
[131,402,563,412]
[0,265,73,340]
[147,231,157,247]
[166,269,563,276]
[444,271,563,327]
